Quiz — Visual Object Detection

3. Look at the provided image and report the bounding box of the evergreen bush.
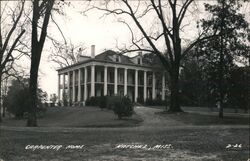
[113,96,133,119]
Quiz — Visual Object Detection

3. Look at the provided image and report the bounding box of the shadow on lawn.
[156,111,249,125]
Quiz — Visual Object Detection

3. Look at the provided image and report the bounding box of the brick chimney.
[91,45,95,58]
[138,51,142,65]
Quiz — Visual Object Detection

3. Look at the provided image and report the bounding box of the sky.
[39,1,134,97]
[3,1,249,99]
[39,1,206,96]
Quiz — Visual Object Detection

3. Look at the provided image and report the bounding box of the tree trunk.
[0,75,2,123]
[218,0,225,119]
[168,66,183,112]
[219,101,224,118]
[26,46,40,127]
[26,70,38,126]
[26,0,54,126]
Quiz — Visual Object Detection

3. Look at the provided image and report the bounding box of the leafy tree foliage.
[6,78,47,118]
[179,55,209,106]
[197,0,249,117]
[6,80,29,118]
[228,67,250,112]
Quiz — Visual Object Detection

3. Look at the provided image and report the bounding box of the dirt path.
[134,106,185,128]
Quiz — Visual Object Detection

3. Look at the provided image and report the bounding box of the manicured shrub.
[113,96,134,119]
[99,96,107,110]
[85,97,97,106]
[85,97,100,106]
[106,96,121,109]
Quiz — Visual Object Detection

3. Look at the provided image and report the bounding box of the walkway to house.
[134,106,185,127]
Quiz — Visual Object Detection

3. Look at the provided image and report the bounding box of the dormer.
[116,55,121,62]
[130,51,143,65]
[109,54,121,62]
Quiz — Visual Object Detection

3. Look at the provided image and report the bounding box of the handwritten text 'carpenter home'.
[25,145,84,151]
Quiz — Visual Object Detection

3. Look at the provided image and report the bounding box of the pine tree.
[198,0,249,118]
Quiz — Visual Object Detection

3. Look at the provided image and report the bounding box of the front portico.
[57,49,167,105]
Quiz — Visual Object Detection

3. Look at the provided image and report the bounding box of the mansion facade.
[57,45,168,104]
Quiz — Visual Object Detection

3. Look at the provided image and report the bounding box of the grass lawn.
[1,106,143,127]
[147,105,249,125]
[0,106,249,160]
[0,128,249,161]
[156,112,249,125]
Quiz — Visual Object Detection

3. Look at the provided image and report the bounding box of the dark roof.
[95,50,134,64]
[57,50,165,72]
[79,55,90,58]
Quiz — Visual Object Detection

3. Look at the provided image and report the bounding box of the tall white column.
[58,74,61,102]
[104,66,107,96]
[72,70,76,103]
[143,71,147,102]
[152,72,156,99]
[114,67,118,95]
[67,72,70,103]
[78,69,81,102]
[134,69,138,102]
[91,65,95,97]
[62,74,65,99]
[124,68,127,95]
[84,67,87,101]
[162,73,165,101]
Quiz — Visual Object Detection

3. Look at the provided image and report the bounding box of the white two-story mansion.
[57,45,168,105]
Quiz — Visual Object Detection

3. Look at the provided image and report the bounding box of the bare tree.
[27,0,55,126]
[49,40,86,68]
[90,0,219,112]
[0,0,26,122]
